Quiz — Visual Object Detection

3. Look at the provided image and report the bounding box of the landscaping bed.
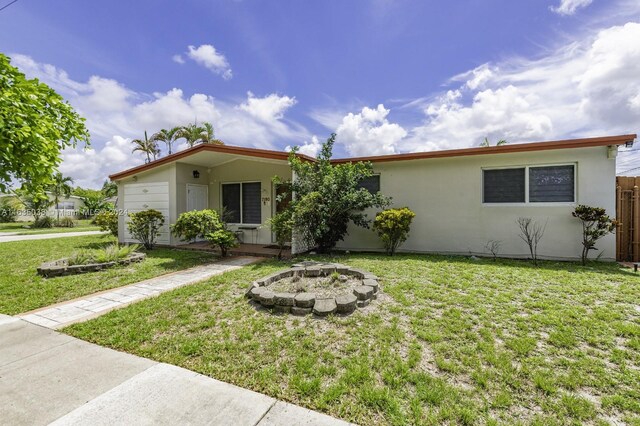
[37,252,146,277]
[64,254,640,425]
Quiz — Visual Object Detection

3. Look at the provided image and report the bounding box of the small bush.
[171,209,222,242]
[67,249,95,266]
[67,243,140,265]
[55,217,76,228]
[94,210,118,237]
[33,216,54,228]
[372,207,416,256]
[266,209,293,259]
[127,209,165,250]
[572,205,616,265]
[0,197,18,222]
[205,229,238,257]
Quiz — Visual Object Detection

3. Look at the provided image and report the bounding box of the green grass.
[0,234,215,315]
[0,219,100,234]
[64,254,640,425]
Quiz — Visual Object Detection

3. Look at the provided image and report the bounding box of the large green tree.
[279,133,389,253]
[0,53,89,195]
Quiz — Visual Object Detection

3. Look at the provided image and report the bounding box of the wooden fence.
[616,176,640,262]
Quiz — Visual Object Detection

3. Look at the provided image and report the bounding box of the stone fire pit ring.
[245,261,380,317]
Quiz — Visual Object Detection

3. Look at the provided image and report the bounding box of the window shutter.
[529,165,574,202]
[483,168,525,203]
[242,182,261,224]
[222,184,241,223]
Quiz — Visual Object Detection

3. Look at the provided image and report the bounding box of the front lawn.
[64,254,640,425]
[0,234,215,315]
[0,219,100,234]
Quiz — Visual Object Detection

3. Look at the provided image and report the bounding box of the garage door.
[123,182,170,245]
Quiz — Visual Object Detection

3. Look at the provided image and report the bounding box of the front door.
[187,184,208,212]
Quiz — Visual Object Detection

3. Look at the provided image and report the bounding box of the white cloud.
[10,54,308,188]
[172,54,185,64]
[335,104,407,157]
[238,91,297,121]
[184,44,232,80]
[403,21,640,163]
[550,0,593,16]
[285,135,322,158]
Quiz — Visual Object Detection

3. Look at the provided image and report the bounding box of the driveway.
[0,230,107,243]
[0,315,351,425]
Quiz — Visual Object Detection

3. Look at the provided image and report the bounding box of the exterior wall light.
[193,170,200,179]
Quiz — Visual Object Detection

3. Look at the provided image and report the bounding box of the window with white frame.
[55,201,75,210]
[221,182,261,224]
[483,164,575,204]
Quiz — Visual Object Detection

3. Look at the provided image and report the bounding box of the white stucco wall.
[336,146,617,261]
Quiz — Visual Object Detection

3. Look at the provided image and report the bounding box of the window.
[55,201,75,210]
[483,164,575,204]
[357,175,381,194]
[529,165,575,202]
[483,168,525,203]
[222,182,261,224]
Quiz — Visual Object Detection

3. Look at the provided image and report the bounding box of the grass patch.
[0,219,100,234]
[64,254,640,425]
[0,234,215,314]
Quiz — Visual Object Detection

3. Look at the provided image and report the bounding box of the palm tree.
[150,126,181,155]
[480,137,508,147]
[177,122,222,148]
[131,131,159,163]
[49,172,74,221]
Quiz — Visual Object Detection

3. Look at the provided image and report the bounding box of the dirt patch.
[268,275,362,298]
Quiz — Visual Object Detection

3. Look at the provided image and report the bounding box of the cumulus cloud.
[172,54,185,64]
[10,54,308,187]
[336,104,407,156]
[550,0,593,16]
[238,91,297,121]
[285,135,323,158]
[184,44,232,80]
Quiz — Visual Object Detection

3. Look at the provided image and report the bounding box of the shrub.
[277,133,390,253]
[67,249,95,266]
[516,217,547,266]
[171,209,222,242]
[127,209,165,250]
[372,207,416,255]
[55,217,76,228]
[33,216,54,228]
[94,210,118,237]
[67,243,140,265]
[205,229,238,257]
[0,197,18,222]
[572,205,616,265]
[266,209,293,259]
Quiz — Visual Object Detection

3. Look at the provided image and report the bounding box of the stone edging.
[245,261,380,317]
[37,252,146,278]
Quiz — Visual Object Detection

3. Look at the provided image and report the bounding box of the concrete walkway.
[19,256,261,329]
[0,230,107,243]
[0,315,352,425]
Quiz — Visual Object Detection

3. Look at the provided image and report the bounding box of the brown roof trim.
[110,143,314,181]
[329,134,637,164]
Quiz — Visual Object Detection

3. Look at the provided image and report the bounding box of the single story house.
[0,192,87,222]
[109,134,636,261]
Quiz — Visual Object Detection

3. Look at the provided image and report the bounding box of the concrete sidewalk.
[0,230,107,243]
[20,256,261,329]
[0,315,352,426]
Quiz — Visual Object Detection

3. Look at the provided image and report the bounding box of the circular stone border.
[245,261,380,317]
[37,252,146,278]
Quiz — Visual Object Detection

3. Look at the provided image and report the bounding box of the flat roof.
[110,134,636,180]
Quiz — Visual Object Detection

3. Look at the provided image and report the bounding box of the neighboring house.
[0,192,86,221]
[109,134,636,261]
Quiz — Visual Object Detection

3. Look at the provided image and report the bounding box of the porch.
[176,241,292,259]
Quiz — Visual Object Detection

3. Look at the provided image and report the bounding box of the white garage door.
[123,182,170,245]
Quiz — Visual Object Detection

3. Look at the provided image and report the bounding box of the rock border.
[37,252,146,278]
[246,261,380,317]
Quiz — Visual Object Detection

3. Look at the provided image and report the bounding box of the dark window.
[222,183,241,223]
[241,182,261,224]
[529,165,575,202]
[483,168,525,203]
[357,175,381,194]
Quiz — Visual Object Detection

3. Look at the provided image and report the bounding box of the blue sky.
[1,0,639,187]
